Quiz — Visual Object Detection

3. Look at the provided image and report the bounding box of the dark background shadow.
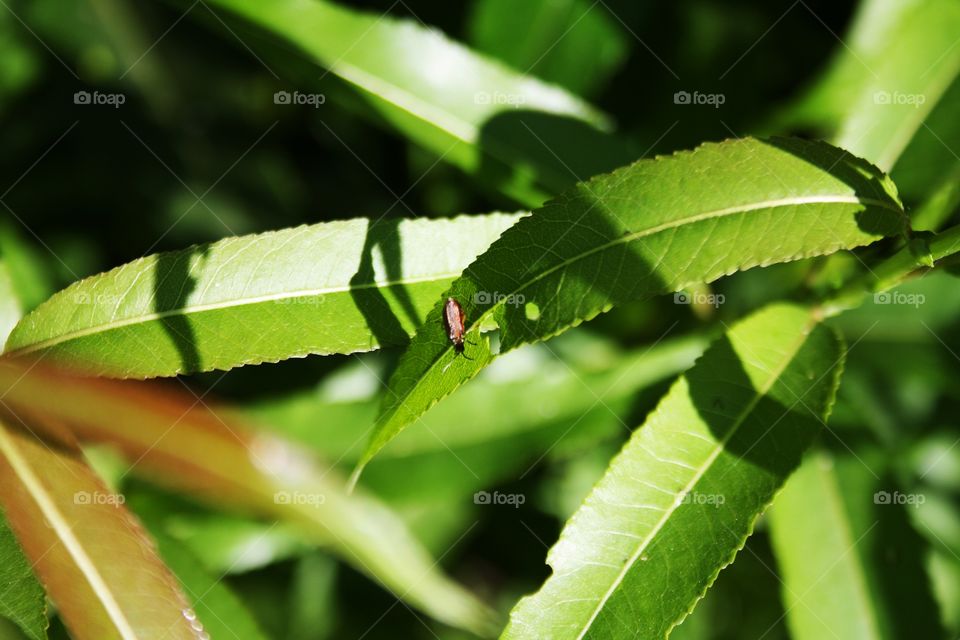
[477,110,638,201]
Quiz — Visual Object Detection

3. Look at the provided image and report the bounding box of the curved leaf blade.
[502,303,844,639]
[832,0,960,172]
[0,419,202,640]
[152,532,271,640]
[4,213,522,379]
[782,0,960,174]
[467,0,629,97]
[204,0,618,205]
[768,448,944,640]
[0,361,496,636]
[356,137,905,477]
[255,334,706,550]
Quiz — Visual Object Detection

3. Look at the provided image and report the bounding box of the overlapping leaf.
[0,418,203,640]
[253,333,706,550]
[467,0,629,97]
[0,512,46,640]
[355,137,905,478]
[502,303,844,639]
[768,448,943,639]
[0,360,495,636]
[153,533,271,640]
[204,0,628,205]
[832,0,960,172]
[4,213,522,379]
[782,0,960,176]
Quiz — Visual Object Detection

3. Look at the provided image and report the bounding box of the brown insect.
[443,297,472,358]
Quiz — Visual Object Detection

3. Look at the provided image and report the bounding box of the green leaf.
[894,78,960,201]
[355,137,905,478]
[783,0,960,173]
[128,487,310,575]
[467,0,629,97]
[5,213,522,379]
[252,333,705,551]
[768,448,944,640]
[287,554,338,640]
[780,0,927,131]
[153,532,271,640]
[833,0,960,171]
[501,303,844,639]
[910,168,960,231]
[203,0,619,205]
[0,513,46,640]
[255,333,704,466]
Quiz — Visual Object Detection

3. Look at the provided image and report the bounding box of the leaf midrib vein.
[0,424,139,640]
[385,193,895,424]
[574,311,817,638]
[819,453,884,639]
[6,271,465,357]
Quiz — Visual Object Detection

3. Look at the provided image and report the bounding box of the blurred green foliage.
[2,0,960,638]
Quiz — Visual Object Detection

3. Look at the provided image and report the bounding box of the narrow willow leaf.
[204,0,620,205]
[834,0,960,171]
[355,137,905,478]
[911,168,960,231]
[501,303,844,639]
[467,0,629,97]
[0,418,202,640]
[125,477,310,575]
[288,554,338,640]
[893,73,960,200]
[785,0,960,172]
[152,510,308,576]
[779,0,928,131]
[255,333,706,464]
[254,334,705,550]
[768,448,943,640]
[4,213,522,379]
[0,361,495,636]
[0,514,46,640]
[152,532,271,640]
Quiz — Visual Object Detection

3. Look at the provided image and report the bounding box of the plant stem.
[822,223,960,317]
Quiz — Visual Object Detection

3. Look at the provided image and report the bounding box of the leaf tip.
[345,463,364,495]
